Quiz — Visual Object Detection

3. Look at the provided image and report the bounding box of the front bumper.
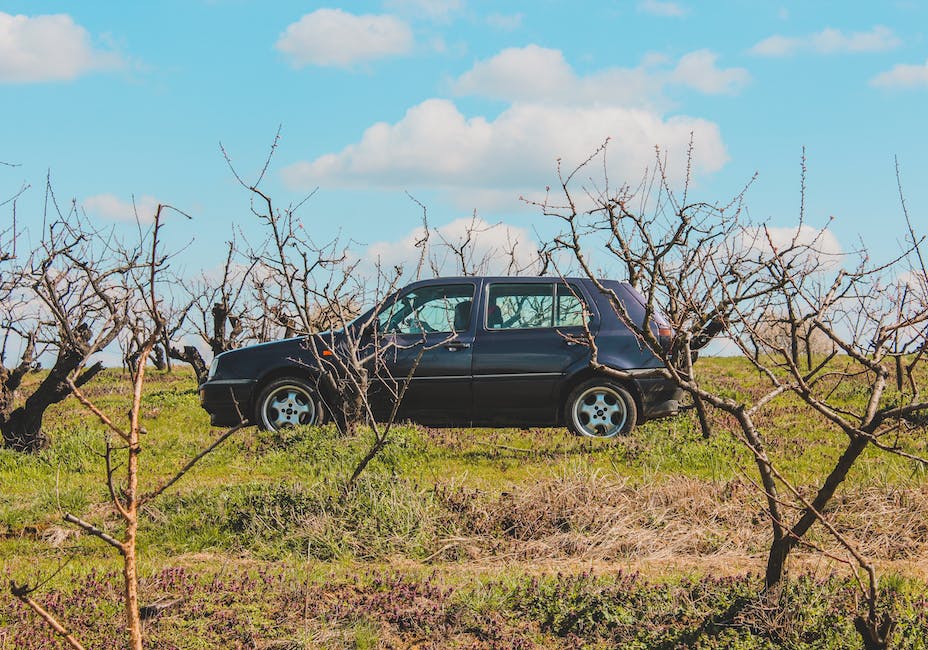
[199,379,257,427]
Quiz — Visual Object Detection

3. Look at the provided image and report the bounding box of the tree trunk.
[2,405,50,453]
[161,330,173,372]
[149,345,167,371]
[855,613,896,650]
[764,435,870,587]
[693,394,712,439]
[765,535,793,587]
[124,357,145,650]
[786,303,800,367]
[210,302,228,355]
[1,347,102,452]
[124,446,142,650]
[168,345,209,384]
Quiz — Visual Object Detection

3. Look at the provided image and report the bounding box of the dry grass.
[429,470,928,569]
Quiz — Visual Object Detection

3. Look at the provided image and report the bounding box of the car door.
[471,281,596,425]
[371,281,475,425]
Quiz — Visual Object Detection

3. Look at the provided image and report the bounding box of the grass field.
[2,358,928,648]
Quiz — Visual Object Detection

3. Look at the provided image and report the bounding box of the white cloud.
[364,216,541,277]
[282,98,727,193]
[670,50,750,94]
[897,270,927,293]
[750,25,900,56]
[451,45,748,105]
[384,0,463,21]
[738,224,843,272]
[871,59,928,88]
[84,194,160,223]
[275,9,412,68]
[283,46,737,208]
[764,225,842,256]
[749,35,794,57]
[638,0,688,17]
[486,13,524,31]
[452,46,582,103]
[0,12,123,83]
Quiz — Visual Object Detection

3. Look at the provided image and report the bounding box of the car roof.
[404,275,612,283]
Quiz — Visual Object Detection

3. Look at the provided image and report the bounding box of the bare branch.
[9,582,87,650]
[142,424,245,503]
[63,513,125,554]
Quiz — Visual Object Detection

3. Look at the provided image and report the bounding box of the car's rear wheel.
[565,379,637,438]
[255,377,321,431]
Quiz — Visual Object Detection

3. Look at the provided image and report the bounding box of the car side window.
[555,284,586,327]
[486,283,588,330]
[377,284,475,334]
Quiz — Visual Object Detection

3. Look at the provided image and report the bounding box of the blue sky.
[2,1,927,276]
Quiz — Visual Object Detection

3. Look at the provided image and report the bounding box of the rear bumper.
[633,376,685,420]
[199,379,256,427]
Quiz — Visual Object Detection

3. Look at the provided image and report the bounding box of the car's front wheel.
[254,377,322,431]
[565,379,637,438]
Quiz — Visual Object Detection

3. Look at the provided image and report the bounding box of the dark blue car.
[199,276,684,438]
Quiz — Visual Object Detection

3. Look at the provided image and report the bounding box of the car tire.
[254,377,323,431]
[565,379,637,438]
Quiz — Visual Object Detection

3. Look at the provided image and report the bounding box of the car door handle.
[444,342,471,351]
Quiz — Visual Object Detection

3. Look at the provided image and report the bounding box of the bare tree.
[222,130,352,336]
[405,200,546,278]
[301,264,407,467]
[751,308,835,367]
[10,205,246,649]
[298,260,479,490]
[1,180,133,452]
[535,140,927,649]
[221,131,366,436]
[222,135,466,488]
[164,238,263,382]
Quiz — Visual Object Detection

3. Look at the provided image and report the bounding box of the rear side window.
[486,283,587,330]
[555,284,585,326]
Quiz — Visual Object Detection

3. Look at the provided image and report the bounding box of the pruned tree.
[752,307,835,368]
[222,130,353,338]
[10,204,246,650]
[297,260,477,490]
[222,134,462,489]
[1,180,133,452]
[221,131,365,436]
[404,195,547,279]
[300,263,406,456]
[534,140,928,649]
[165,238,262,382]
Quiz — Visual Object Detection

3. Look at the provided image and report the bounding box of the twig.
[142,424,245,503]
[9,583,87,650]
[63,513,125,554]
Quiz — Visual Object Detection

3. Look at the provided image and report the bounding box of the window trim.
[482,281,589,332]
[377,281,477,335]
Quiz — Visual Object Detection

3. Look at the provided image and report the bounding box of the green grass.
[2,358,928,648]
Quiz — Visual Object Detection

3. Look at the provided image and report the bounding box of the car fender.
[559,361,646,415]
